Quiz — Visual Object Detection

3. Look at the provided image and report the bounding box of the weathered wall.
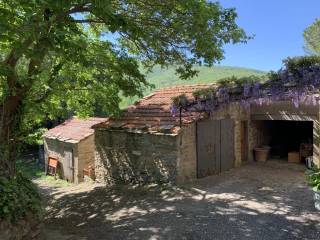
[210,102,250,167]
[176,123,197,182]
[247,120,272,161]
[93,100,320,185]
[77,135,95,182]
[94,129,178,184]
[313,119,320,167]
[44,138,77,182]
[251,101,318,121]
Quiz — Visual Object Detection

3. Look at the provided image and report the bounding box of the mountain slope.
[121,65,266,108]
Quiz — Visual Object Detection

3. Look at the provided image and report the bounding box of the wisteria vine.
[171,56,320,117]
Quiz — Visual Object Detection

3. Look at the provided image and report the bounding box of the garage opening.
[252,120,313,162]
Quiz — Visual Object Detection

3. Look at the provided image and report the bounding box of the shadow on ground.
[43,161,320,240]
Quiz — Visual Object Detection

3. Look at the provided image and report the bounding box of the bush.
[0,172,43,223]
[283,56,320,71]
[306,167,320,192]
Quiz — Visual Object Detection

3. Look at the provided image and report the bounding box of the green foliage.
[304,19,320,55]
[144,65,265,88]
[121,66,266,108]
[306,167,320,192]
[0,172,43,222]
[267,56,320,82]
[172,94,188,107]
[23,128,47,145]
[217,75,264,88]
[283,55,320,71]
[190,75,263,101]
[0,0,249,148]
[16,159,44,179]
[192,88,216,100]
[16,159,70,188]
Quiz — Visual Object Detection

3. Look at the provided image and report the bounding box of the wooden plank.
[220,119,235,172]
[47,157,58,178]
[214,120,221,174]
[64,150,74,182]
[196,119,220,178]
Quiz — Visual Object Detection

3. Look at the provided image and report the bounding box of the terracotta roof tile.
[97,84,216,134]
[43,117,108,142]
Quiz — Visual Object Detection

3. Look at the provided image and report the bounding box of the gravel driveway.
[41,160,320,240]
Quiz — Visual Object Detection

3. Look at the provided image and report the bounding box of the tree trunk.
[0,95,24,178]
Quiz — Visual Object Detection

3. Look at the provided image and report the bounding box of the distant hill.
[120,65,266,108]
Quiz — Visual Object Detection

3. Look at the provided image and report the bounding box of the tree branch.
[72,19,104,24]
[67,3,92,14]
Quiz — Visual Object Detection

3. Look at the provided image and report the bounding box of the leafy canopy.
[0,0,248,142]
[304,18,320,55]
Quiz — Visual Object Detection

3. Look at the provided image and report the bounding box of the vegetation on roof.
[121,66,266,108]
[171,56,320,114]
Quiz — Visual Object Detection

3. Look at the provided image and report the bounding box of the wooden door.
[196,120,220,178]
[197,119,235,178]
[220,119,235,172]
[64,150,74,182]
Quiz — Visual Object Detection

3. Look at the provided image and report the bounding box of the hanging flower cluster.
[171,56,320,115]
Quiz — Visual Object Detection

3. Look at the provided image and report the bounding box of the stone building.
[43,117,107,183]
[93,84,320,184]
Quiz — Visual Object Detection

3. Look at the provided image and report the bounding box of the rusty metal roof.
[94,84,215,134]
[43,117,108,143]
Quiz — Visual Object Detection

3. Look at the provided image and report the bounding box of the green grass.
[120,65,266,108]
[16,159,71,188]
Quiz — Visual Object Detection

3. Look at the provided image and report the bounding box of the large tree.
[0,0,248,178]
[304,18,320,55]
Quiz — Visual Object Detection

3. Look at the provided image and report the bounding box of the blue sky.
[217,0,320,71]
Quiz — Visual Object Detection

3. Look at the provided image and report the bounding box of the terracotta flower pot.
[254,147,270,162]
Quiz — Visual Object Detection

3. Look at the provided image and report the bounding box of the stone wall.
[233,120,242,167]
[44,135,96,183]
[247,120,272,161]
[93,101,320,185]
[94,129,178,184]
[77,135,95,182]
[44,138,77,182]
[313,120,320,167]
[176,123,197,182]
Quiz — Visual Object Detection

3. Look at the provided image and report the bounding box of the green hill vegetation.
[120,65,266,108]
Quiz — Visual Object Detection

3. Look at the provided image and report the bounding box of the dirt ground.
[38,160,320,240]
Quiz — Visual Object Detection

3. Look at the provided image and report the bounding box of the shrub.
[192,88,216,100]
[284,56,320,72]
[0,172,43,222]
[306,167,320,192]
[171,94,188,108]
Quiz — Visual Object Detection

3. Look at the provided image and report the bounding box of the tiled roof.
[95,84,216,134]
[43,117,108,143]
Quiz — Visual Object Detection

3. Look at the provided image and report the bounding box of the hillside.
[121,65,266,108]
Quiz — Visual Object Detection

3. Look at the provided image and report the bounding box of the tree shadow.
[43,162,320,240]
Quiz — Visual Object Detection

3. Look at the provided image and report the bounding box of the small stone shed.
[94,84,320,184]
[43,117,107,183]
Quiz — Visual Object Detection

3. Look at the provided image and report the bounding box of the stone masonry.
[94,129,178,184]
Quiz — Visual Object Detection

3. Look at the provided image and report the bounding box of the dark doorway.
[196,119,235,178]
[254,120,313,161]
